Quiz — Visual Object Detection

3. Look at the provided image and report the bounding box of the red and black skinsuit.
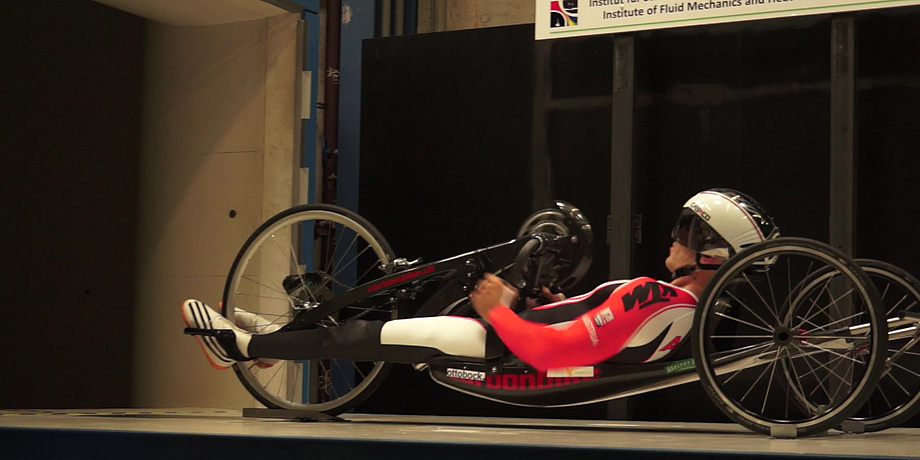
[486,277,698,370]
[247,277,698,370]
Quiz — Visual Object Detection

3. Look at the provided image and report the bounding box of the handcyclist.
[182,188,779,372]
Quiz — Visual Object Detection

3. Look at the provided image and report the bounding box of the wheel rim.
[849,262,920,428]
[696,240,885,434]
[224,208,394,412]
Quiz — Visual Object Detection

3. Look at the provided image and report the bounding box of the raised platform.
[1,409,918,460]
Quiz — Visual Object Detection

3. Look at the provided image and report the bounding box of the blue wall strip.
[337,0,377,213]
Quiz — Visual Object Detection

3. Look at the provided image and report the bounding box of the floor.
[1,408,919,459]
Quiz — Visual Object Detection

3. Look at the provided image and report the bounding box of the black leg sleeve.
[248,320,445,364]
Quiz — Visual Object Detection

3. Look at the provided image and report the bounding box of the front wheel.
[222,204,397,414]
[692,238,887,437]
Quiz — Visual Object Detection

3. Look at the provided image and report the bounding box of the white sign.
[536,0,920,39]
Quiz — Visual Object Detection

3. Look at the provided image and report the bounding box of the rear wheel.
[222,204,396,413]
[845,260,920,432]
[692,238,887,437]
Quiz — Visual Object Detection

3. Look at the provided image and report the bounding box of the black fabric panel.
[632,19,831,283]
[359,25,534,264]
[855,8,920,278]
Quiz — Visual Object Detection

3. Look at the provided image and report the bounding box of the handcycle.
[214,201,920,438]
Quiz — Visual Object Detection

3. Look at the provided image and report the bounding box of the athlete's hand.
[470,273,518,321]
[525,286,565,308]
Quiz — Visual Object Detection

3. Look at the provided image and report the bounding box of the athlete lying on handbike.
[183,188,779,372]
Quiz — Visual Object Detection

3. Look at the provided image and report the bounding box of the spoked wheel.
[692,237,887,437]
[845,260,920,432]
[222,204,397,413]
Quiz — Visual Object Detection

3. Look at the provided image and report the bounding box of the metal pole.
[609,36,635,279]
[829,16,856,255]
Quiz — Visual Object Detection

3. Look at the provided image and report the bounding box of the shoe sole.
[182,300,235,370]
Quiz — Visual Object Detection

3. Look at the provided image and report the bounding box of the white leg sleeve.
[379,316,487,359]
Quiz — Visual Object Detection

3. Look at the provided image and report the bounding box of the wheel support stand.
[242,408,348,422]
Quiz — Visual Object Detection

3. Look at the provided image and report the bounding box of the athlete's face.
[666,241,696,272]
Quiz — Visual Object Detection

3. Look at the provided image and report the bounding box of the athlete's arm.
[485,305,603,371]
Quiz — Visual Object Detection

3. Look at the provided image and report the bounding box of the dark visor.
[672,208,729,256]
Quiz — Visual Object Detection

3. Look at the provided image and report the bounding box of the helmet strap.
[672,252,723,280]
[671,265,696,280]
[695,252,723,271]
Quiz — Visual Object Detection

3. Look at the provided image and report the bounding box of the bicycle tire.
[845,259,920,432]
[222,204,397,414]
[692,237,887,437]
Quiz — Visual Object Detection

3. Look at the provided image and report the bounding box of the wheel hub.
[773,326,794,346]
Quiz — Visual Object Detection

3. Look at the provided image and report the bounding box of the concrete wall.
[418,0,534,33]
[131,13,300,408]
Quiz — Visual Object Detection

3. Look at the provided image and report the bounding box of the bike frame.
[270,229,918,410]
[278,238,517,333]
[281,231,581,331]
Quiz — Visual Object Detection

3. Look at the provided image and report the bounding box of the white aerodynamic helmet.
[672,188,780,266]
